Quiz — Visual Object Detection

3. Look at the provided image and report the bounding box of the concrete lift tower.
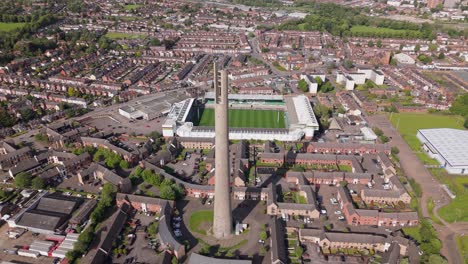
[212,63,233,239]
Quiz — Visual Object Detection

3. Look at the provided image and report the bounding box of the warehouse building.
[417,128,468,174]
[7,192,83,234]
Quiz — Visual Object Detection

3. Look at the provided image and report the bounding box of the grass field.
[456,235,468,264]
[388,113,467,223]
[0,22,26,32]
[402,226,422,243]
[389,113,465,151]
[189,210,213,235]
[196,108,286,128]
[123,4,143,10]
[350,25,421,38]
[430,168,468,223]
[105,32,146,40]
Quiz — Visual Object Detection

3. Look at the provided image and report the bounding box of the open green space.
[456,235,468,264]
[389,113,467,223]
[195,108,286,129]
[338,165,353,172]
[0,22,26,32]
[105,32,146,40]
[430,168,468,223]
[123,4,143,10]
[293,192,307,204]
[402,226,422,243]
[438,194,468,223]
[350,25,422,38]
[189,210,213,235]
[389,113,465,151]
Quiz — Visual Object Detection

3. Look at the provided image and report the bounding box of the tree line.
[278,2,445,40]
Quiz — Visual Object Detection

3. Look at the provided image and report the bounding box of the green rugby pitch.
[196,108,286,128]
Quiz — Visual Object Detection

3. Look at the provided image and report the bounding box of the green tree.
[160,185,176,200]
[415,44,421,52]
[373,127,384,137]
[119,160,129,169]
[368,40,374,47]
[438,52,445,59]
[68,87,76,97]
[391,147,400,155]
[31,177,46,189]
[313,104,331,119]
[15,172,32,188]
[376,40,382,48]
[259,231,268,240]
[320,82,334,93]
[298,79,309,92]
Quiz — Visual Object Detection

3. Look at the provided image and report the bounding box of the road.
[366,114,466,264]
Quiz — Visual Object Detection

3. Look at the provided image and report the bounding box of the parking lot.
[81,114,165,136]
[169,152,201,180]
[112,213,163,264]
[0,224,55,264]
[316,185,347,230]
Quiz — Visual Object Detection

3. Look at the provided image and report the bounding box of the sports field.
[389,113,465,151]
[0,22,26,32]
[105,32,146,40]
[196,108,286,128]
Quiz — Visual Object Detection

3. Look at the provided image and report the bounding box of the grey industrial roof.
[17,211,63,231]
[188,253,252,264]
[35,196,78,215]
[418,128,468,167]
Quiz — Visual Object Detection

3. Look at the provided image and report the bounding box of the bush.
[14,172,32,188]
[31,177,46,190]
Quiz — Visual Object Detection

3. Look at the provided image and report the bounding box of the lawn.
[430,168,468,223]
[293,192,307,204]
[350,25,422,38]
[105,32,146,40]
[389,113,465,151]
[0,22,26,32]
[402,226,422,243]
[438,194,468,223]
[456,235,468,264]
[196,108,286,129]
[189,210,213,235]
[123,4,143,10]
[388,113,467,223]
[338,165,353,172]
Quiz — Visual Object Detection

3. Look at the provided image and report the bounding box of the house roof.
[158,203,183,252]
[116,193,172,208]
[98,204,129,254]
[270,217,287,264]
[9,158,40,175]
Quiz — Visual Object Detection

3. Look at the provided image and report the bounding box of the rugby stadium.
[162,93,319,141]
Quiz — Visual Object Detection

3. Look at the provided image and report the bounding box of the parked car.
[334,211,342,215]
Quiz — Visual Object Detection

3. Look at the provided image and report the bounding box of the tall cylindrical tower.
[213,64,233,239]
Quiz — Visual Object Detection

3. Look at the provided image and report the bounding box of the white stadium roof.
[205,92,283,101]
[418,128,468,167]
[291,95,319,127]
